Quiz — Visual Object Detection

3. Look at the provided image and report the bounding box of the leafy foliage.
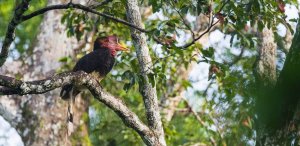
[1,0,299,145]
[0,0,46,59]
[58,0,298,145]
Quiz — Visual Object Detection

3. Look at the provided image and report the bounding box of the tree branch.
[0,87,19,95]
[180,19,219,49]
[172,0,229,49]
[0,0,31,67]
[0,1,149,67]
[89,0,113,9]
[125,0,166,145]
[0,71,158,146]
[21,3,149,33]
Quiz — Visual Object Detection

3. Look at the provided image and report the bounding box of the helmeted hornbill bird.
[60,35,128,100]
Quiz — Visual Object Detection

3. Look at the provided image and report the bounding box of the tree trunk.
[273,21,300,145]
[255,20,300,145]
[254,27,278,145]
[125,0,166,145]
[0,0,89,145]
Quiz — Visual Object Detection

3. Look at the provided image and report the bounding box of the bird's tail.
[60,84,77,136]
[67,95,75,136]
[60,84,73,100]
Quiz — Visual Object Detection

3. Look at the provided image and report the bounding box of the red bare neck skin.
[110,49,117,57]
[100,43,117,57]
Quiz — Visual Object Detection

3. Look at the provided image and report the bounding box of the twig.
[21,3,149,33]
[179,0,229,49]
[227,46,245,67]
[0,71,159,145]
[180,20,219,49]
[0,1,149,67]
[170,0,195,39]
[182,97,220,145]
[182,98,206,125]
[203,81,214,96]
[89,0,113,9]
[151,0,228,49]
[0,0,31,67]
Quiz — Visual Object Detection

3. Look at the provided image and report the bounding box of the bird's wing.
[60,49,113,100]
[73,49,114,76]
[73,51,99,73]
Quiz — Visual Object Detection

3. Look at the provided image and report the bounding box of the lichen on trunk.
[125,0,166,145]
[0,0,89,145]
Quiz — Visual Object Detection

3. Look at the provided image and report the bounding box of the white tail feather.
[67,88,75,136]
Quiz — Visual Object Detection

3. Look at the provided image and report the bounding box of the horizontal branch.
[21,2,149,33]
[0,87,19,95]
[0,1,149,67]
[0,71,158,145]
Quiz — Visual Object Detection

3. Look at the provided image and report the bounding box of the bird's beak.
[117,42,129,52]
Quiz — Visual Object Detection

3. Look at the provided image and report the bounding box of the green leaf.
[122,70,136,92]
[59,56,71,63]
[121,70,134,80]
[182,80,192,89]
[180,6,189,14]
[147,73,156,87]
[289,18,298,23]
[149,0,162,13]
[258,21,264,32]
[201,47,214,58]
[123,83,131,92]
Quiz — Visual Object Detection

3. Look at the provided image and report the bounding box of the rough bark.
[0,0,89,145]
[273,21,300,145]
[0,71,160,146]
[255,20,300,145]
[254,27,278,145]
[254,27,277,86]
[283,27,293,53]
[125,0,166,145]
[0,0,30,67]
[0,0,169,145]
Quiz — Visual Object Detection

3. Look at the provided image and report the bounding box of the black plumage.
[73,49,115,76]
[60,36,127,100]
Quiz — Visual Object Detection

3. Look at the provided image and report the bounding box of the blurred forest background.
[0,0,300,145]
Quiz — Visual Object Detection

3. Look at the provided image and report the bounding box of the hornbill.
[60,35,128,100]
[60,35,127,135]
